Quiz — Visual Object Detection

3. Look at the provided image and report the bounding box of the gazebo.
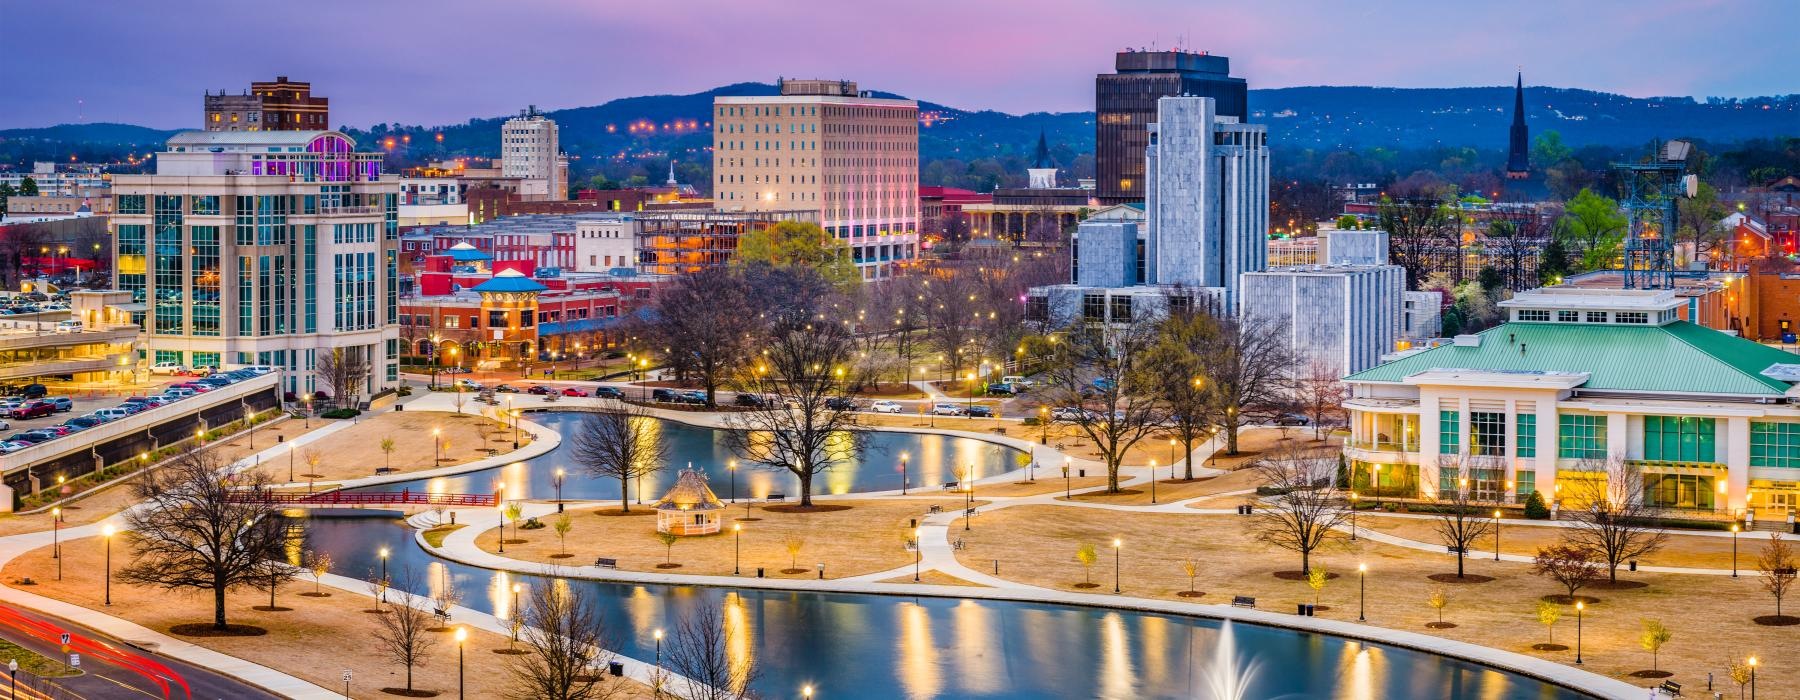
[654,466,726,535]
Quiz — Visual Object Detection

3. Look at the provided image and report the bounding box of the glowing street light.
[1112,538,1123,593]
[102,524,116,606]
[454,627,468,699]
[1357,563,1367,621]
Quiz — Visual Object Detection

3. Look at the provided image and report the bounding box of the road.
[0,604,281,700]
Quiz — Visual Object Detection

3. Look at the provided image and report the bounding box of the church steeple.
[1027,131,1058,189]
[1032,131,1050,169]
[1505,71,1530,180]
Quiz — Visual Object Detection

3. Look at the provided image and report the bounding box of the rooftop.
[470,269,547,294]
[166,130,348,149]
[1346,320,1800,397]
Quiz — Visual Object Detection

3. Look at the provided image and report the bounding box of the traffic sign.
[68,653,79,667]
[342,670,352,682]
[58,634,68,646]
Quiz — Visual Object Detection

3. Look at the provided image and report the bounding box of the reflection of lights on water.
[625,585,659,636]
[489,570,515,620]
[724,593,755,695]
[951,599,999,694]
[427,477,449,496]
[1099,611,1135,698]
[1138,613,1169,688]
[898,601,940,699]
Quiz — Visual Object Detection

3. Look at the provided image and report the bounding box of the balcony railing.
[315,205,380,216]
[1348,440,1418,453]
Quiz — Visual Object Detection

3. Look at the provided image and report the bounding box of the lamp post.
[653,628,664,670]
[102,524,115,606]
[1372,465,1383,508]
[302,395,311,428]
[288,443,296,483]
[1112,538,1122,593]
[553,468,565,509]
[899,453,908,495]
[433,428,442,465]
[51,507,60,580]
[1749,656,1758,699]
[1168,438,1176,475]
[378,547,389,601]
[498,498,508,554]
[913,528,922,582]
[1574,601,1584,664]
[963,467,974,531]
[1064,458,1072,499]
[511,584,522,624]
[1357,563,1367,621]
[454,627,467,700]
[728,460,737,503]
[7,658,15,700]
[1148,459,1158,504]
[965,372,976,416]
[1493,509,1502,561]
[1732,524,1740,577]
[803,684,813,700]
[1039,406,1049,445]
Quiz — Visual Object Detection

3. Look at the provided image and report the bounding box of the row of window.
[1515,308,1664,324]
[1435,412,1714,462]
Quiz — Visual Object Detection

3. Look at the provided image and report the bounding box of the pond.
[301,517,1590,700]
[365,411,1025,502]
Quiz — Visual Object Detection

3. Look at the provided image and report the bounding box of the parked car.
[0,399,23,412]
[932,403,966,416]
[1091,378,1117,393]
[593,387,625,400]
[440,366,471,375]
[92,407,133,421]
[45,397,73,412]
[966,405,995,418]
[19,384,45,399]
[150,361,187,375]
[651,388,679,403]
[825,397,861,411]
[162,387,197,399]
[454,379,483,391]
[1275,413,1311,427]
[31,425,71,437]
[9,401,54,420]
[0,442,29,454]
[2,433,47,445]
[172,382,211,393]
[869,400,903,414]
[560,387,589,397]
[1051,406,1094,422]
[62,416,100,431]
[494,384,520,393]
[985,382,1015,396]
[1001,375,1033,389]
[733,393,766,407]
[53,320,82,333]
[526,385,554,396]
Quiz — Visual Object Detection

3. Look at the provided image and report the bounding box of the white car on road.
[869,400,903,414]
[932,403,966,416]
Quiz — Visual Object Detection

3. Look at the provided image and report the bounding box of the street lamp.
[653,628,664,670]
[511,583,522,624]
[1493,509,1502,561]
[1148,459,1157,504]
[728,459,738,503]
[8,658,15,700]
[733,523,742,575]
[898,453,908,496]
[378,547,390,601]
[1749,655,1758,699]
[1063,457,1072,499]
[1112,538,1122,593]
[1168,438,1176,475]
[302,395,311,428]
[1732,524,1740,577]
[803,685,814,700]
[434,428,443,464]
[1574,601,1584,664]
[913,528,922,582]
[454,627,467,699]
[102,524,115,606]
[1357,563,1367,621]
[1039,406,1050,445]
[51,507,60,581]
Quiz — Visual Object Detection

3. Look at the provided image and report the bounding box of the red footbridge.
[246,491,498,507]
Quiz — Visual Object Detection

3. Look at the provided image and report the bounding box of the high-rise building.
[1096,51,1247,205]
[713,79,919,279]
[1504,72,1530,180]
[1143,96,1268,302]
[204,76,330,132]
[501,106,567,201]
[111,130,401,398]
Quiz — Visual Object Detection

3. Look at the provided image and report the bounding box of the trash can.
[756,567,765,578]
[1079,469,1086,478]
[608,661,624,677]
[1307,604,1316,616]
[1297,603,1307,616]
[1629,560,1637,572]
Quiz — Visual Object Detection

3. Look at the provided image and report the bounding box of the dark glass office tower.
[1095,51,1247,205]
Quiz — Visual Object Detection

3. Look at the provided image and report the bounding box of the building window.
[1750,421,1800,468]
[1470,411,1505,456]
[1439,410,1459,454]
[1616,312,1648,324]
[1518,309,1550,322]
[1109,295,1133,323]
[1585,311,1607,323]
[1558,413,1608,459]
[1643,415,1715,463]
[1516,413,1537,458]
[1557,310,1579,323]
[1515,470,1536,496]
[1644,473,1715,510]
[117,195,146,215]
[1081,294,1104,322]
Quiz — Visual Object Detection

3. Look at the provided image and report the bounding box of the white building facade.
[573,216,638,273]
[500,107,565,201]
[110,130,401,398]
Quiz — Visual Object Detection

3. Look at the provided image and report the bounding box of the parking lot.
[0,369,276,453]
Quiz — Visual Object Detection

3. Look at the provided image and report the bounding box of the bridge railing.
[243,492,498,507]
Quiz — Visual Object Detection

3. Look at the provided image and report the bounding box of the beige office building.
[713,79,918,279]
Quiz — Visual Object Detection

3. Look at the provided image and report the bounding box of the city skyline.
[5,0,1797,130]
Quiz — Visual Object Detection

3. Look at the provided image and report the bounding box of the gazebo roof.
[655,467,725,511]
[445,242,493,262]
[471,268,547,294]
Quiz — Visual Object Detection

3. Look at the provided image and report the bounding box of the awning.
[112,303,147,313]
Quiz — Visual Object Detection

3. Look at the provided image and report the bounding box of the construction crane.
[1612,140,1698,289]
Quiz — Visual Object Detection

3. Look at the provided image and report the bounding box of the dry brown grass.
[2,538,651,699]
[475,499,978,578]
[952,504,1794,693]
[967,476,1111,497]
[1360,515,1755,570]
[242,411,522,483]
[875,570,987,587]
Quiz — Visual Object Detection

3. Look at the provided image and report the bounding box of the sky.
[3,0,1796,130]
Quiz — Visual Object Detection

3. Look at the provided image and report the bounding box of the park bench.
[595,557,618,569]
[942,481,959,491]
[1231,596,1256,608]
[1658,680,1680,697]
[963,507,978,518]
[952,538,966,551]
[927,505,943,514]
[766,493,786,502]
[433,607,452,623]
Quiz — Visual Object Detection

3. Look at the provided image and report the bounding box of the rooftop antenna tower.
[1612,140,1696,290]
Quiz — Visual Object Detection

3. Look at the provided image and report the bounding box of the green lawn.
[0,637,81,678]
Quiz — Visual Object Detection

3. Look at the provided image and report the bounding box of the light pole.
[1112,538,1122,593]
[454,627,467,700]
[511,584,522,626]
[553,468,565,508]
[912,528,922,582]
[653,628,664,670]
[1493,509,1502,561]
[1732,524,1740,577]
[1372,464,1383,508]
[378,547,389,602]
[1357,563,1367,621]
[433,428,442,464]
[899,453,908,495]
[1574,601,1584,664]
[289,443,296,483]
[1749,655,1758,700]
[728,460,737,503]
[498,498,508,554]
[50,507,60,581]
[102,524,115,606]
[1148,459,1157,504]
[1348,493,1358,541]
[963,467,974,532]
[511,408,520,449]
[733,523,742,575]
[965,372,975,416]
[1167,438,1176,475]
[1063,458,1071,499]
[1039,406,1049,445]
[302,395,311,428]
[803,684,814,700]
[7,658,15,700]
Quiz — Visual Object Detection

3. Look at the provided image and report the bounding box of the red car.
[9,401,54,420]
[526,385,554,396]
[560,387,588,397]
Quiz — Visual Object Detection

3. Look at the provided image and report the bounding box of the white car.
[932,403,966,416]
[455,379,484,391]
[150,361,186,375]
[869,400,903,414]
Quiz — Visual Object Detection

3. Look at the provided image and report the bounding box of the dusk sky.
[4,0,1796,130]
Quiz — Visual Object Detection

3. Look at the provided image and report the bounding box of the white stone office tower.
[111,130,401,399]
[502,106,566,200]
[1143,96,1269,309]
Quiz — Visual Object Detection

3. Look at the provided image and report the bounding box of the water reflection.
[359,412,1022,501]
[301,517,1591,700]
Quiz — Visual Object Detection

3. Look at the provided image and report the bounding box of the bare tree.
[1203,315,1296,455]
[1431,457,1496,579]
[116,448,297,631]
[1293,359,1347,441]
[1558,457,1669,583]
[569,402,668,512]
[370,568,438,695]
[1376,194,1456,288]
[508,583,625,700]
[918,273,982,378]
[1756,532,1798,620]
[1042,321,1163,492]
[1249,445,1349,574]
[645,268,760,407]
[1532,544,1602,603]
[662,599,761,700]
[1143,305,1218,480]
[314,347,371,409]
[722,316,864,507]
